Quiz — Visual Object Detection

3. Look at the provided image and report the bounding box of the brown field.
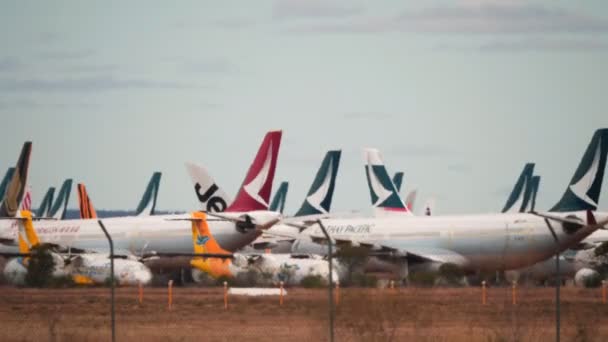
[0,285,607,341]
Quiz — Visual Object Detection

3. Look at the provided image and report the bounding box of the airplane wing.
[309,234,468,266]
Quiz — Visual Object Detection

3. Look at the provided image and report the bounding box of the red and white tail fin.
[226,130,282,212]
[20,187,32,211]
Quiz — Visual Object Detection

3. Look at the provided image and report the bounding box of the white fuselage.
[0,214,265,256]
[302,211,604,272]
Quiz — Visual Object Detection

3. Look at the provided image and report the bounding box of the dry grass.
[0,286,607,341]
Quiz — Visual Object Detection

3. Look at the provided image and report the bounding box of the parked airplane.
[188,212,340,285]
[0,131,283,255]
[0,168,15,203]
[269,182,289,214]
[364,148,412,216]
[299,129,608,278]
[0,142,31,218]
[77,172,162,218]
[2,210,153,286]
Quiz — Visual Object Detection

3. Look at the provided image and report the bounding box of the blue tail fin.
[35,187,55,217]
[392,172,404,193]
[551,129,608,212]
[527,175,540,212]
[363,148,411,215]
[135,172,161,216]
[269,181,289,214]
[0,142,32,217]
[502,163,535,213]
[295,150,341,216]
[49,179,72,219]
[0,167,15,202]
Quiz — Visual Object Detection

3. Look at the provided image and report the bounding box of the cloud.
[182,59,236,74]
[273,0,363,20]
[0,57,22,72]
[37,49,96,61]
[479,38,608,52]
[0,76,196,92]
[286,3,608,34]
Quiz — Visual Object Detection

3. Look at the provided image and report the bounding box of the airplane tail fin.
[226,130,282,212]
[295,150,342,216]
[189,211,232,278]
[0,142,32,217]
[49,179,72,219]
[0,167,15,202]
[551,129,608,212]
[16,210,39,254]
[190,211,230,255]
[392,172,404,193]
[135,172,161,216]
[269,182,289,214]
[36,187,55,217]
[502,163,535,213]
[363,148,411,216]
[405,190,417,211]
[77,183,97,219]
[527,175,541,212]
[185,162,232,212]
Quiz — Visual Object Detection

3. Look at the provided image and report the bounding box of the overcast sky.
[1,0,608,215]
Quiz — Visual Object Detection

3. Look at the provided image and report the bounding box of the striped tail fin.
[502,163,535,213]
[77,183,97,219]
[0,167,15,202]
[135,172,161,216]
[269,182,289,214]
[551,128,608,212]
[49,179,72,220]
[363,148,411,216]
[295,150,341,216]
[36,187,55,217]
[226,130,282,212]
[0,142,32,218]
[20,187,32,211]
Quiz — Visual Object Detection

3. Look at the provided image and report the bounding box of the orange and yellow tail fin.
[190,211,232,278]
[77,183,97,219]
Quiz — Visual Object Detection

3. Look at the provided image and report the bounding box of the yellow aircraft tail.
[190,211,232,278]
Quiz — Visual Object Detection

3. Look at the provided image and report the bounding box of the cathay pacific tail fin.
[269,182,289,214]
[550,129,608,212]
[295,150,341,216]
[135,172,161,216]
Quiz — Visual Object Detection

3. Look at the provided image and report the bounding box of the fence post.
[224,281,228,310]
[482,281,487,305]
[512,280,517,305]
[316,219,335,342]
[335,281,340,306]
[168,280,173,311]
[97,220,115,342]
[602,281,607,304]
[138,282,143,305]
[280,281,284,306]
